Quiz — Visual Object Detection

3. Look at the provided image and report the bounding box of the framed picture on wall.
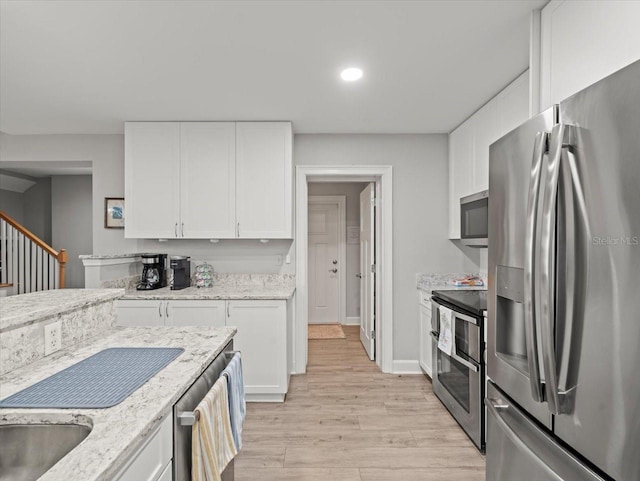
[104,197,125,229]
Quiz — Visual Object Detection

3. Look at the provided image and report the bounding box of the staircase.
[0,211,67,295]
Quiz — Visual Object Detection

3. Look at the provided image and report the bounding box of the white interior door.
[360,183,375,360]
[308,202,339,324]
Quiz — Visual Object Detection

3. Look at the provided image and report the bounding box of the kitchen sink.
[0,423,92,481]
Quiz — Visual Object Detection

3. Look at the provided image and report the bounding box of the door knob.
[329,268,338,273]
[356,273,362,279]
[332,260,338,265]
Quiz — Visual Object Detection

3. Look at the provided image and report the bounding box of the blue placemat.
[0,347,184,409]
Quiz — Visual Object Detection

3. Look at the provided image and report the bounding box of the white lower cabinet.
[113,415,172,481]
[165,300,226,327]
[117,300,165,327]
[116,298,290,401]
[418,294,433,378]
[116,299,225,327]
[227,300,288,402]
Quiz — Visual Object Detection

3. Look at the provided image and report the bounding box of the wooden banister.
[0,210,67,289]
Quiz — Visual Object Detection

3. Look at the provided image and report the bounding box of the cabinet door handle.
[175,223,178,238]
[158,303,163,317]
[236,222,240,238]
[227,302,230,318]
[165,301,170,317]
[181,222,184,237]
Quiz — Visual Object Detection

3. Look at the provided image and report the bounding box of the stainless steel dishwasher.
[173,341,235,481]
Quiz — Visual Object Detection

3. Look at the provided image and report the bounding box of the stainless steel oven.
[460,190,489,247]
[431,291,485,451]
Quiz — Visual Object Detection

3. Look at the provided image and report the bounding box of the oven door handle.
[431,298,479,326]
[430,331,479,373]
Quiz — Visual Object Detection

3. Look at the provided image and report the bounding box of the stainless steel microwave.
[460,191,488,247]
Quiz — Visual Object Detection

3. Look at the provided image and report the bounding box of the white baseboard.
[391,360,423,374]
[343,316,361,326]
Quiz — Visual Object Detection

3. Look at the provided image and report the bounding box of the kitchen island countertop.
[0,325,236,481]
[0,288,124,333]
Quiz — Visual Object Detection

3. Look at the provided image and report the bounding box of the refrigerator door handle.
[524,131,548,403]
[555,127,589,413]
[539,123,568,415]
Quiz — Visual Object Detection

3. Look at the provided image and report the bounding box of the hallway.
[234,326,485,481]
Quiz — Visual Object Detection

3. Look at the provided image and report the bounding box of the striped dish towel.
[192,377,238,481]
[222,352,246,450]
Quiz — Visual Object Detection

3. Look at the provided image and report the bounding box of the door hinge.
[371,329,376,340]
[371,263,376,273]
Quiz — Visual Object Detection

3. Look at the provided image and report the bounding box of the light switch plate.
[44,321,62,355]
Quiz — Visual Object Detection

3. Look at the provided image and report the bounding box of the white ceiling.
[0,0,547,135]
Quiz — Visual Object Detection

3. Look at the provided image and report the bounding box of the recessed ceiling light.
[340,67,363,82]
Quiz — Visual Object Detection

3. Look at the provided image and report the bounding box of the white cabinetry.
[418,291,432,378]
[116,298,290,401]
[165,300,226,327]
[540,0,640,111]
[117,299,226,327]
[448,118,474,239]
[448,71,529,239]
[125,121,292,239]
[236,122,292,238]
[117,299,166,327]
[180,122,236,238]
[227,299,288,401]
[124,123,181,239]
[113,415,172,481]
[470,98,499,193]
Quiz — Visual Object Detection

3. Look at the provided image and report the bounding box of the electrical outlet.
[44,321,62,355]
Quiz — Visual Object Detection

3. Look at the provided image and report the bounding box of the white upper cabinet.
[448,118,474,239]
[540,0,640,110]
[125,122,181,239]
[471,98,499,193]
[236,122,293,238]
[180,122,236,238]
[496,72,530,137]
[448,72,529,239]
[125,121,293,239]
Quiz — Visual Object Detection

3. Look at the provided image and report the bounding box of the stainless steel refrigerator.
[487,59,640,481]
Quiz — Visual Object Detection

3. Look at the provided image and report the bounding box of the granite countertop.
[123,284,295,300]
[418,283,487,294]
[416,273,487,295]
[79,253,142,260]
[0,325,236,481]
[0,289,125,333]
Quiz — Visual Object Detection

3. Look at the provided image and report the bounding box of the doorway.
[307,194,345,325]
[295,165,393,374]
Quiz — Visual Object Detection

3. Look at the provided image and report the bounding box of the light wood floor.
[234,326,486,481]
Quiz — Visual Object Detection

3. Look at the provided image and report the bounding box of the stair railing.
[0,211,67,294]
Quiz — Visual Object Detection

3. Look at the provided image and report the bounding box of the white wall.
[308,182,368,319]
[295,134,481,361]
[0,189,24,223]
[51,175,93,288]
[0,133,133,254]
[23,177,52,245]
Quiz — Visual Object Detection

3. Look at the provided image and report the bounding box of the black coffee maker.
[170,256,191,290]
[137,254,167,290]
